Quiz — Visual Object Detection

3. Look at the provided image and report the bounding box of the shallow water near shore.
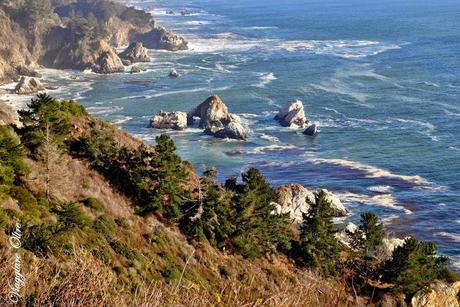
[3,0,460,269]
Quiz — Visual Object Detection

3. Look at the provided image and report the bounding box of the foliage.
[299,190,341,276]
[0,125,27,186]
[78,121,118,168]
[381,237,449,295]
[230,168,291,258]
[83,197,105,212]
[356,212,384,258]
[51,202,91,229]
[181,168,235,250]
[19,94,87,151]
[93,215,117,237]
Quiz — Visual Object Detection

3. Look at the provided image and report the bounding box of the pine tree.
[231,168,291,258]
[358,212,384,258]
[381,237,449,295]
[299,190,340,276]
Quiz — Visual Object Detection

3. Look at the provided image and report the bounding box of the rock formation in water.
[169,69,181,78]
[132,27,189,51]
[119,42,150,64]
[303,123,319,136]
[188,95,248,140]
[14,76,45,94]
[275,100,309,128]
[150,111,188,130]
[92,49,125,74]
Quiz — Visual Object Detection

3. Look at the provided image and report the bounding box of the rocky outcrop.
[189,95,231,133]
[214,115,248,140]
[188,96,248,140]
[304,123,319,136]
[411,281,460,307]
[0,101,21,126]
[119,42,150,64]
[376,237,407,262]
[16,65,42,78]
[133,27,188,51]
[275,184,348,223]
[169,69,180,78]
[150,111,187,130]
[14,76,45,94]
[92,50,125,74]
[274,100,309,128]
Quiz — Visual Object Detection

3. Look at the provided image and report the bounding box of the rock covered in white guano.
[274,100,309,128]
[214,115,248,140]
[168,69,180,78]
[14,76,44,94]
[150,111,187,130]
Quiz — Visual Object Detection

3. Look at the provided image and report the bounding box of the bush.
[52,202,91,229]
[83,197,105,212]
[0,209,6,228]
[110,240,138,261]
[381,237,449,295]
[93,215,118,237]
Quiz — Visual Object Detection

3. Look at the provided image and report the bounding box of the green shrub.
[115,217,129,228]
[83,197,105,212]
[161,267,182,281]
[93,215,118,237]
[110,240,137,261]
[381,237,449,295]
[0,209,6,228]
[52,202,91,229]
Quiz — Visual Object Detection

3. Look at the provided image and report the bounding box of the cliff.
[0,0,188,83]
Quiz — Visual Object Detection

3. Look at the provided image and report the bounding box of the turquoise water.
[37,0,460,267]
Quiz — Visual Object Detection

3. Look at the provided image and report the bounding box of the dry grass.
[0,238,352,307]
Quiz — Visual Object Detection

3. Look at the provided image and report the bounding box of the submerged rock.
[14,76,44,94]
[274,100,309,128]
[275,184,348,224]
[169,69,180,78]
[119,42,150,64]
[303,123,319,136]
[411,281,460,307]
[150,111,187,130]
[130,65,146,74]
[133,27,188,51]
[92,50,125,74]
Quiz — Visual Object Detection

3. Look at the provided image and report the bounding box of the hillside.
[0,95,459,306]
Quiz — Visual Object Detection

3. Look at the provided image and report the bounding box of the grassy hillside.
[0,94,456,306]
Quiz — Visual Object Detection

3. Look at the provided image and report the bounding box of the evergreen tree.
[231,168,291,258]
[181,168,235,250]
[299,190,340,276]
[381,237,449,295]
[357,212,384,258]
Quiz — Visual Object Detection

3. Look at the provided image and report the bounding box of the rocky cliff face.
[0,101,20,126]
[0,0,188,84]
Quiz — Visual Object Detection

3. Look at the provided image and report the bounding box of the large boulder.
[14,76,44,94]
[150,111,187,130]
[274,100,309,128]
[92,50,125,74]
[275,185,348,224]
[189,95,231,133]
[133,27,188,51]
[214,115,248,140]
[376,237,407,262]
[16,65,42,78]
[119,42,150,64]
[0,101,21,127]
[411,281,460,307]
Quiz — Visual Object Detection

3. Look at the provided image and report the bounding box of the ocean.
[2,0,460,268]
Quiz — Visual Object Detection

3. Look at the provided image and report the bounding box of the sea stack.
[274,100,309,128]
[119,42,151,64]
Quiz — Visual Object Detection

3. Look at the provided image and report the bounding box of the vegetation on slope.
[0,94,456,306]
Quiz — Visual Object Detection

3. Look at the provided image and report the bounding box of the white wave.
[112,116,133,125]
[86,106,123,115]
[368,185,393,193]
[310,82,368,103]
[391,118,439,142]
[436,232,460,243]
[243,26,279,30]
[279,40,401,58]
[245,144,299,154]
[145,86,231,98]
[381,214,400,224]
[183,20,212,25]
[257,72,277,88]
[259,134,280,143]
[187,35,272,53]
[238,113,259,118]
[336,192,412,215]
[311,158,433,187]
[450,256,460,270]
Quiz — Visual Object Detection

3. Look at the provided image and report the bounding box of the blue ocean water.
[22,0,460,267]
